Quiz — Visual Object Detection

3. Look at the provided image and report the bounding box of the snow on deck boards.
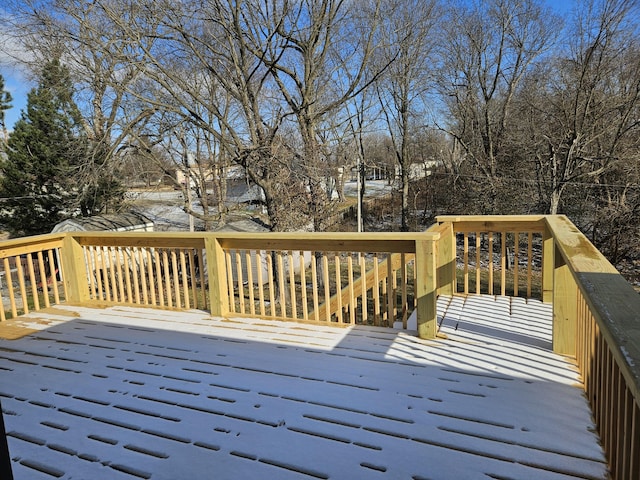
[0,296,607,480]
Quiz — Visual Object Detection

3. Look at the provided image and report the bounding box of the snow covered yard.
[0,296,606,479]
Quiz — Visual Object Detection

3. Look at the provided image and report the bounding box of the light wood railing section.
[546,215,640,480]
[436,215,550,300]
[45,231,454,339]
[68,232,208,311]
[0,234,67,319]
[215,233,433,333]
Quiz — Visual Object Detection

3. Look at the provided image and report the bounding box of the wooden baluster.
[131,248,141,304]
[373,253,380,326]
[16,256,28,314]
[266,252,276,317]
[288,251,297,319]
[387,254,394,324]
[123,248,133,303]
[256,251,266,317]
[360,254,368,325]
[311,252,319,322]
[513,232,519,297]
[335,253,343,323]
[187,250,198,309]
[235,250,244,314]
[401,253,408,328]
[161,250,172,308]
[171,250,180,309]
[463,233,469,294]
[246,250,255,315]
[488,233,494,295]
[300,251,308,321]
[37,251,50,308]
[527,232,533,298]
[114,247,125,303]
[277,251,286,318]
[225,249,235,313]
[108,247,118,302]
[180,249,190,310]
[323,253,330,322]
[347,253,355,324]
[4,258,16,318]
[475,233,481,294]
[145,249,155,305]
[500,232,506,296]
[26,254,40,310]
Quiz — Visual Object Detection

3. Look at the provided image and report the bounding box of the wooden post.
[552,244,577,356]
[59,234,90,305]
[205,236,229,317]
[542,225,554,303]
[438,222,456,296]
[415,236,437,339]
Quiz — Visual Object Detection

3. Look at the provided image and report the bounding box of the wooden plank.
[3,258,16,318]
[415,238,436,339]
[180,251,190,310]
[59,235,90,305]
[500,232,506,296]
[348,254,355,324]
[360,254,367,324]
[463,233,469,294]
[26,254,39,311]
[225,250,235,313]
[288,251,297,319]
[323,254,330,322]
[123,248,134,304]
[267,253,276,318]
[246,250,255,315]
[235,250,245,314]
[146,249,156,305]
[527,232,533,298]
[311,253,319,322]
[373,253,380,326]
[300,251,308,321]
[476,233,481,294]
[256,251,266,317]
[277,252,286,318]
[552,244,577,356]
[162,250,172,308]
[335,254,343,323]
[488,233,494,295]
[205,237,229,317]
[513,232,519,297]
[171,250,180,309]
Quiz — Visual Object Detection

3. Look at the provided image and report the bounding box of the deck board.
[0,296,607,479]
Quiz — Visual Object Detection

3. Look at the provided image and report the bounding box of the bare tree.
[2,0,157,214]
[374,0,440,231]
[438,0,560,213]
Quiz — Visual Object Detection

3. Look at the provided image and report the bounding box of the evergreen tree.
[0,74,12,147]
[0,59,87,237]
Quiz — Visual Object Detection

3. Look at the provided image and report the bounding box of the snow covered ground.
[0,296,607,479]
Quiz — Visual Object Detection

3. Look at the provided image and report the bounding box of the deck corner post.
[60,234,90,304]
[438,222,456,296]
[205,236,229,317]
[415,236,437,339]
[552,244,577,356]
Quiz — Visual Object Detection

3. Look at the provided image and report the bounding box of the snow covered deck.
[0,295,606,479]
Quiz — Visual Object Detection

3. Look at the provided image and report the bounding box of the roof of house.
[52,212,154,233]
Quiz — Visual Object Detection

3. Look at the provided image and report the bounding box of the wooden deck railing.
[0,234,67,319]
[436,215,551,300]
[1,216,638,478]
[51,229,455,338]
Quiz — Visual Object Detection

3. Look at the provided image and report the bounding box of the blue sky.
[1,0,576,132]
